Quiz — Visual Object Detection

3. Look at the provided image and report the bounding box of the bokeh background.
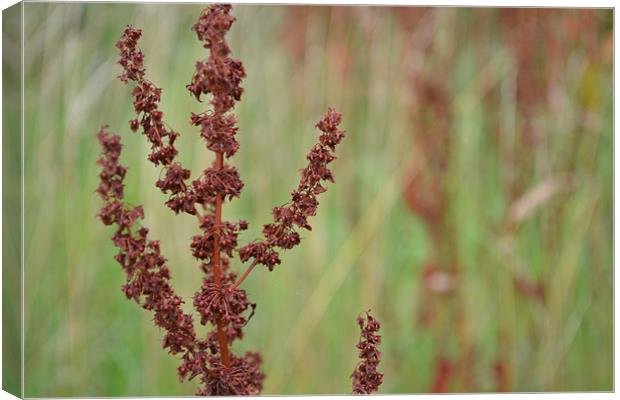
[12,3,614,396]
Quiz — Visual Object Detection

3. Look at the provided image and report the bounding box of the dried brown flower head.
[351,310,384,394]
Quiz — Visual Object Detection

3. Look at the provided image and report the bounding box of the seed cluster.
[96,127,200,370]
[351,311,384,394]
[238,108,346,271]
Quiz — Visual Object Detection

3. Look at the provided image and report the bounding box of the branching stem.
[213,151,230,368]
[230,260,258,291]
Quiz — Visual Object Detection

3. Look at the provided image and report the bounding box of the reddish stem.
[230,260,258,291]
[213,151,230,368]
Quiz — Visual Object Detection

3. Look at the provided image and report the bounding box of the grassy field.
[14,3,613,396]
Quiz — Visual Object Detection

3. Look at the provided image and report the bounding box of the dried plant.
[351,310,384,394]
[97,4,346,395]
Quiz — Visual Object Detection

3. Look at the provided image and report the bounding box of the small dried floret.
[156,163,191,195]
[191,112,240,157]
[187,5,246,114]
[193,164,244,201]
[116,26,145,83]
[197,353,264,396]
[193,282,252,327]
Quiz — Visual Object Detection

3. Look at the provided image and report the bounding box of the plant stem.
[230,260,258,291]
[213,151,230,368]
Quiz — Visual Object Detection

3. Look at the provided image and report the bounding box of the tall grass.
[21,4,612,396]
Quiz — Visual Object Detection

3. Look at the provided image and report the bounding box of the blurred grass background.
[18,3,612,396]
